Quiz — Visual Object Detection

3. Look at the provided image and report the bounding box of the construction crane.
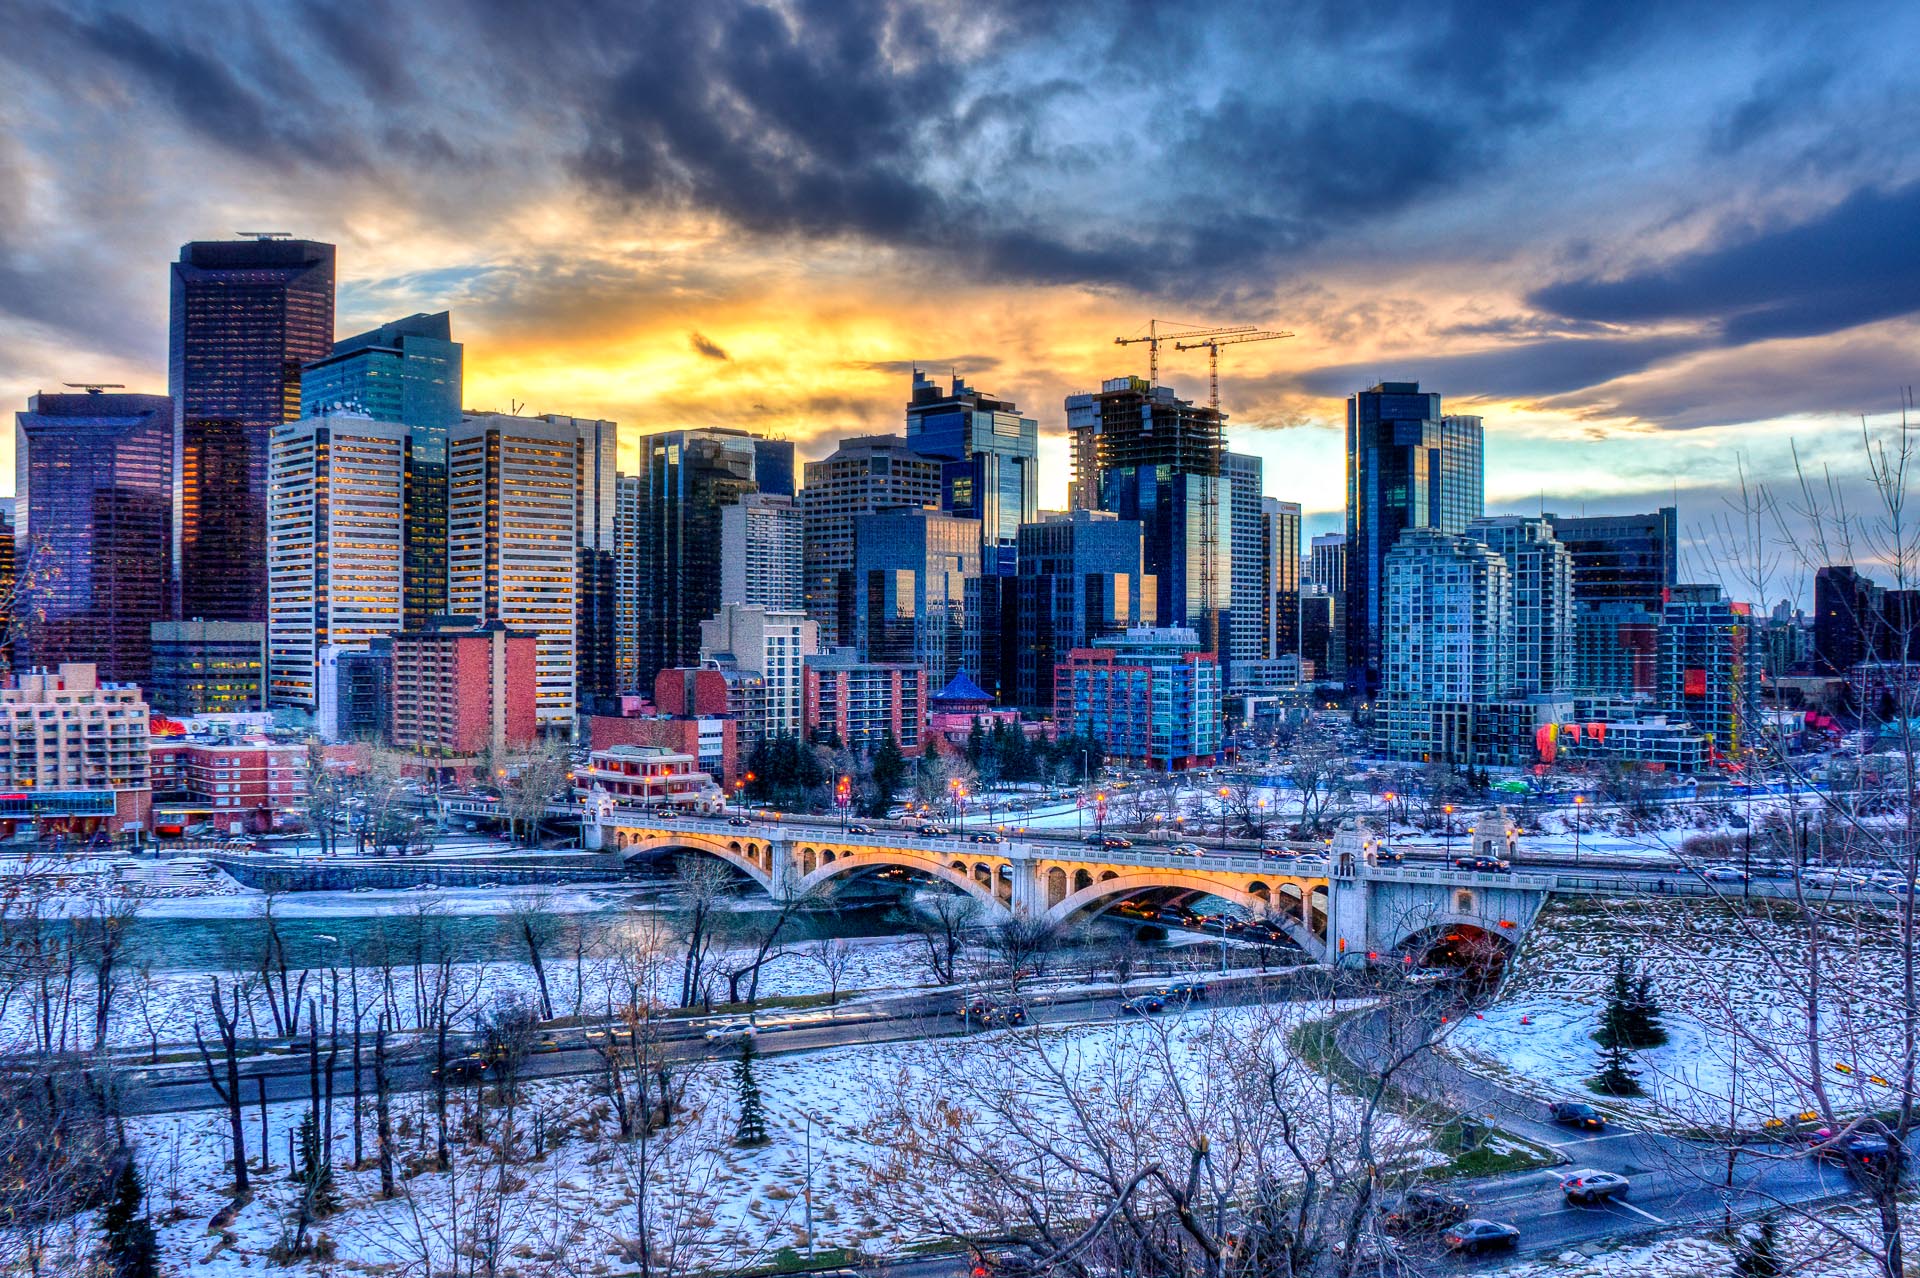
[61,383,125,395]
[1174,329,1294,412]
[1114,320,1257,388]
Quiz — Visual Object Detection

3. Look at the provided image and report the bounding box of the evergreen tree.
[870,733,908,815]
[295,1109,340,1217]
[1625,967,1668,1048]
[1593,1033,1642,1097]
[1733,1219,1783,1278]
[1594,957,1634,1050]
[734,1040,769,1146]
[966,717,989,768]
[100,1160,159,1278]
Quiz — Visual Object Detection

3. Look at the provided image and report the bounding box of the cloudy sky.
[4,0,1918,577]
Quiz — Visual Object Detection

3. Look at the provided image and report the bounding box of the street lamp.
[1573,794,1586,869]
[836,775,851,831]
[1095,792,1108,840]
[1443,804,1455,861]
[1383,791,1396,858]
[1218,786,1230,845]
[1257,796,1268,844]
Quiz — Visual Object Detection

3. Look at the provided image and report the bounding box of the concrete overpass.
[591,809,1552,966]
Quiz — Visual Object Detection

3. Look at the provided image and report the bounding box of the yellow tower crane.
[1174,329,1294,413]
[1114,320,1257,388]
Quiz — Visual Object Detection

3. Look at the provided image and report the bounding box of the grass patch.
[1430,1118,1559,1179]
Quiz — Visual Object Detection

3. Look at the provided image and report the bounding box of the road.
[1336,999,1859,1263]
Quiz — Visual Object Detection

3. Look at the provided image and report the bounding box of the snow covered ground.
[55,1000,1408,1275]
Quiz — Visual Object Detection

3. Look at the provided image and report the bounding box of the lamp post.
[1218,786,1230,846]
[1572,794,1585,869]
[1095,792,1108,842]
[836,775,851,831]
[1383,791,1396,858]
[1257,796,1268,844]
[1443,804,1455,861]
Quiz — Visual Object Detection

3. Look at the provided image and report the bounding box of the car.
[727,816,752,827]
[1165,979,1210,1001]
[920,824,952,836]
[1261,846,1301,860]
[1405,966,1456,985]
[1549,1100,1606,1131]
[1087,835,1132,849]
[704,1021,758,1042]
[1702,866,1748,883]
[1384,1187,1469,1234]
[969,832,1003,843]
[955,998,994,1024]
[1374,848,1406,864]
[1168,842,1206,856]
[433,1053,491,1086]
[1453,856,1511,873]
[991,1003,1029,1027]
[847,823,875,834]
[1442,1219,1520,1255]
[1560,1169,1630,1204]
[1119,995,1165,1015]
[1809,1125,1904,1174]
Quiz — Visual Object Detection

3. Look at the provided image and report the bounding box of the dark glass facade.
[148,620,265,715]
[301,311,462,631]
[1344,382,1483,699]
[632,429,764,690]
[1543,507,1678,693]
[15,392,175,685]
[1011,511,1150,710]
[1813,565,1876,675]
[848,509,982,685]
[905,372,1038,576]
[170,238,336,623]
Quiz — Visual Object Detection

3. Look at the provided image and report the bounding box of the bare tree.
[498,741,572,846]
[809,937,856,1008]
[73,888,142,1054]
[893,889,981,985]
[193,976,250,1196]
[1285,717,1354,837]
[673,856,736,1009]
[984,917,1058,994]
[506,888,560,1021]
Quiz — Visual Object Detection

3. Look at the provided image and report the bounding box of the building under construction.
[1072,376,1231,658]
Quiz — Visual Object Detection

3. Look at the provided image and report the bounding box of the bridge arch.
[618,834,776,895]
[1381,912,1520,961]
[793,850,1011,920]
[1043,869,1325,959]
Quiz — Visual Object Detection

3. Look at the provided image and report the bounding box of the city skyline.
[3,1,1917,559]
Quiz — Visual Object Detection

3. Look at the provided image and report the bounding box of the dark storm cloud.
[688,331,730,361]
[1295,333,1707,402]
[1529,179,1920,345]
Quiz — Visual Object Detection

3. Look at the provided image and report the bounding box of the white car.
[1702,867,1747,883]
[704,1021,758,1042]
[1559,1168,1630,1205]
[1168,843,1206,856]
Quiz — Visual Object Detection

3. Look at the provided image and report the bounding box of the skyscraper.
[1813,564,1877,676]
[14,391,174,685]
[1543,507,1678,694]
[301,311,463,631]
[1345,382,1483,700]
[848,508,981,685]
[799,435,943,645]
[905,371,1038,576]
[266,410,409,710]
[1378,530,1513,761]
[1225,452,1265,676]
[567,416,621,713]
[449,415,580,727]
[631,428,767,691]
[1466,516,1575,695]
[1263,499,1302,660]
[700,603,818,741]
[721,493,805,611]
[1088,377,1231,657]
[1065,391,1100,512]
[1011,510,1152,710]
[171,237,336,622]
[1659,584,1761,756]
[615,475,641,695]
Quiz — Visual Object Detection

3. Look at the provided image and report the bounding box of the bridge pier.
[1004,848,1047,919]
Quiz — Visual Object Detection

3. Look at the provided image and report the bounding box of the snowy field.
[29,1000,1415,1275]
[1445,894,1911,1129]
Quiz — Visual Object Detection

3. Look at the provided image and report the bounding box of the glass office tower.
[1344,381,1483,700]
[15,391,175,685]
[301,311,463,631]
[905,371,1038,576]
[170,237,336,622]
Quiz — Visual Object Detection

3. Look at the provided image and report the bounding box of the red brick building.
[589,700,738,787]
[803,649,926,754]
[389,621,539,757]
[153,738,306,835]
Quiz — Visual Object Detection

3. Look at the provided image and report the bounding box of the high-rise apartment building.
[803,648,926,753]
[799,435,943,645]
[566,416,621,713]
[449,415,580,727]
[171,237,336,623]
[721,493,805,611]
[149,620,266,716]
[389,619,540,758]
[1065,392,1100,512]
[615,475,641,694]
[1055,628,1222,772]
[1087,377,1231,657]
[631,428,769,692]
[1262,498,1301,661]
[1225,452,1266,676]
[1814,565,1878,675]
[1466,516,1574,695]
[905,372,1038,576]
[1345,382,1483,699]
[1010,511,1152,711]
[699,603,818,742]
[1543,507,1677,695]
[1659,584,1761,756]
[1378,530,1513,761]
[266,411,409,710]
[849,508,982,686]
[301,311,463,631]
[14,391,173,686]
[0,664,151,837]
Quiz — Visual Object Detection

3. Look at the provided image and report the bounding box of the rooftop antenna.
[62,383,125,395]
[510,398,524,416]
[235,230,293,240]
